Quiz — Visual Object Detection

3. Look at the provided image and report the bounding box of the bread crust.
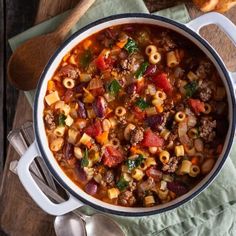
[215,0,236,12]
[193,0,219,12]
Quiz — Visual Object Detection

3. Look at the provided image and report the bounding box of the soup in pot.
[43,24,228,207]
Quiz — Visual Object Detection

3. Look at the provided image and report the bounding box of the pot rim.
[34,13,236,216]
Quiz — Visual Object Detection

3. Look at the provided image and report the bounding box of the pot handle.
[186,12,236,84]
[17,141,84,215]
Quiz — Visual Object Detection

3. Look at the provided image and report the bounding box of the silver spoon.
[54,213,86,236]
[55,210,124,236]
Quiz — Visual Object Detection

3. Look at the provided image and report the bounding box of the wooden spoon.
[7,0,95,91]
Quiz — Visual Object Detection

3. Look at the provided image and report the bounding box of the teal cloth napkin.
[8,1,236,235]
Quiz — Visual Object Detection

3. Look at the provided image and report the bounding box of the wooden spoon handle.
[54,0,95,41]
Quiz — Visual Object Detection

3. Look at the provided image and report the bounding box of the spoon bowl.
[54,213,86,236]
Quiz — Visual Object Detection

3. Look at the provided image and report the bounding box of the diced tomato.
[85,120,102,138]
[63,89,74,103]
[152,73,173,94]
[103,146,124,167]
[96,55,108,71]
[136,79,145,93]
[134,106,146,121]
[146,167,162,181]
[141,129,164,147]
[188,99,205,115]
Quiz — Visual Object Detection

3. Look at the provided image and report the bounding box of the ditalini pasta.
[43,24,228,207]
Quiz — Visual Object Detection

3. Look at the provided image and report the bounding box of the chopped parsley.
[124,38,138,54]
[135,98,149,110]
[108,79,122,96]
[81,148,89,168]
[135,62,149,79]
[126,154,144,170]
[184,81,198,98]
[58,114,66,126]
[116,176,129,191]
[80,50,92,68]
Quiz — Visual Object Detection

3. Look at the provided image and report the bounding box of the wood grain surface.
[0,0,236,235]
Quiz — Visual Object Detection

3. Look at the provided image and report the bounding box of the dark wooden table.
[1,0,236,235]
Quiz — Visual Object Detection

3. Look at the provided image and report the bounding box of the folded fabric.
[8,0,236,235]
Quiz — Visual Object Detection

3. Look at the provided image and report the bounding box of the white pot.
[17,13,236,216]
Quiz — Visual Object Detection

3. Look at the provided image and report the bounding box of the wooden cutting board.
[0,1,236,235]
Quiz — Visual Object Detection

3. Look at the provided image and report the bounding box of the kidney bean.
[167,182,188,196]
[92,96,107,118]
[63,142,73,159]
[126,83,137,95]
[144,64,157,77]
[146,114,164,131]
[75,82,88,93]
[85,180,98,195]
[77,101,87,119]
[76,164,87,182]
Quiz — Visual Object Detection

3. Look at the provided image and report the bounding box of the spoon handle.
[54,0,96,41]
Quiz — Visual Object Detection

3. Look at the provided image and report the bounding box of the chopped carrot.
[83,39,92,50]
[191,156,199,165]
[47,80,55,92]
[96,132,109,145]
[156,105,164,113]
[116,39,128,48]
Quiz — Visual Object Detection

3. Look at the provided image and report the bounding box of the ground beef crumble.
[199,117,217,142]
[130,127,144,145]
[162,157,178,173]
[44,111,56,130]
[199,81,212,102]
[118,191,136,206]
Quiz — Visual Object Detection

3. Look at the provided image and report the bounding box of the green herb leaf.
[58,114,67,126]
[124,38,138,54]
[135,62,149,79]
[108,79,122,96]
[80,50,92,68]
[81,148,89,168]
[135,98,149,111]
[116,176,129,191]
[184,81,198,98]
[126,154,144,170]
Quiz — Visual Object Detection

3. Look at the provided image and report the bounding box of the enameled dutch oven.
[17,13,236,216]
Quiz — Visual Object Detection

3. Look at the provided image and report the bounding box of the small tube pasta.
[55,101,65,110]
[162,174,174,182]
[160,180,167,191]
[194,138,204,152]
[110,138,120,148]
[203,103,211,114]
[102,119,111,131]
[166,51,179,68]
[149,52,161,64]
[188,128,198,139]
[175,145,185,157]
[179,160,192,174]
[152,97,163,106]
[159,150,170,164]
[107,188,120,199]
[184,146,196,156]
[74,147,83,159]
[45,91,60,106]
[68,129,79,144]
[124,123,136,140]
[87,108,96,119]
[60,104,70,116]
[189,165,200,177]
[148,146,158,154]
[123,173,132,182]
[50,138,64,152]
[154,91,167,100]
[145,45,157,56]
[79,133,92,146]
[63,78,75,89]
[109,117,117,128]
[65,115,74,127]
[187,71,198,81]
[145,157,157,168]
[115,106,126,117]
[160,129,170,140]
[144,195,155,206]
[54,126,66,137]
[158,189,169,200]
[132,169,144,181]
[175,111,186,122]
